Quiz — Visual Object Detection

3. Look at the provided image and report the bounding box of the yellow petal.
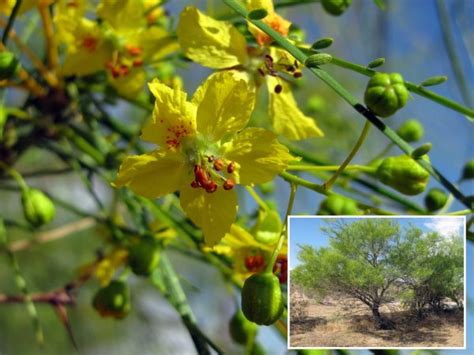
[109,68,146,99]
[113,150,187,198]
[193,71,256,141]
[97,0,145,32]
[177,6,248,69]
[141,80,197,150]
[180,184,238,246]
[140,27,179,63]
[223,127,296,185]
[266,75,324,140]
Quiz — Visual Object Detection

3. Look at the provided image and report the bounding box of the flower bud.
[21,188,55,227]
[311,37,334,50]
[461,159,474,180]
[92,280,131,319]
[241,273,284,325]
[424,188,448,212]
[321,0,352,16]
[364,72,409,117]
[0,51,19,80]
[229,309,258,344]
[305,53,333,67]
[318,195,360,215]
[367,57,385,69]
[253,209,282,245]
[128,239,161,276]
[420,75,448,87]
[376,155,429,195]
[397,119,424,142]
[411,143,432,159]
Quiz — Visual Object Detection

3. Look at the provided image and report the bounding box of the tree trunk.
[371,304,395,330]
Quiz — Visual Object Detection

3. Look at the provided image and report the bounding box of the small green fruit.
[425,188,448,211]
[321,0,352,16]
[461,159,474,180]
[229,310,258,344]
[376,155,429,195]
[253,209,282,245]
[128,239,161,276]
[397,119,424,142]
[364,72,409,117]
[92,280,131,319]
[318,195,360,215]
[0,51,19,80]
[241,273,284,325]
[21,188,56,227]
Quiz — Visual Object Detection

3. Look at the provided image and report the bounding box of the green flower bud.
[253,209,282,245]
[397,119,424,142]
[364,72,409,117]
[411,143,432,159]
[367,57,385,69]
[311,37,334,50]
[21,188,55,227]
[461,159,474,180]
[229,310,258,344]
[424,188,448,211]
[241,273,284,325]
[376,155,429,195]
[305,53,333,67]
[321,0,352,16]
[420,75,448,87]
[0,51,19,80]
[318,195,360,215]
[128,239,161,276]
[92,280,131,319]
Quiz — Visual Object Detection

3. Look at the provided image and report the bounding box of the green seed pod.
[229,309,258,344]
[318,195,360,215]
[253,209,282,245]
[92,280,131,319]
[364,72,409,117]
[424,188,448,211]
[461,159,474,180]
[321,0,352,16]
[305,53,333,67]
[376,155,430,195]
[0,51,19,80]
[248,9,268,20]
[128,239,161,276]
[21,188,56,227]
[241,273,284,325]
[411,143,432,159]
[397,119,424,142]
[311,37,334,50]
[367,57,385,69]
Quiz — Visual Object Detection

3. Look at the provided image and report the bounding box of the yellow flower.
[94,248,128,286]
[114,71,295,245]
[55,0,178,97]
[177,6,323,141]
[246,0,291,46]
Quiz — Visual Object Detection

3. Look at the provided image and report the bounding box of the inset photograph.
[289,216,465,349]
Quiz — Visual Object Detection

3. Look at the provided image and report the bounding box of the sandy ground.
[289,295,464,348]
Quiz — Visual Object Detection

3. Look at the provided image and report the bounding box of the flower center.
[82,35,98,53]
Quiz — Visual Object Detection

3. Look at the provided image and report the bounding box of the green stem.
[265,183,297,274]
[287,164,376,173]
[245,186,269,211]
[223,0,471,210]
[1,0,22,45]
[324,121,371,189]
[435,0,473,108]
[0,161,28,191]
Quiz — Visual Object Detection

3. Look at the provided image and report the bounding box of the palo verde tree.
[292,219,401,329]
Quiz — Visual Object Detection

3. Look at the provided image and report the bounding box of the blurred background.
[0,0,473,354]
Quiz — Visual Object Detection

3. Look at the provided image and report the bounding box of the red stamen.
[223,179,235,190]
[227,162,235,174]
[213,159,224,171]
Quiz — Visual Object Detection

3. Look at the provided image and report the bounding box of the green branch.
[222,0,472,210]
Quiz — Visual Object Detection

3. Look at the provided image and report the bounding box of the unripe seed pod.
[321,0,352,16]
[128,239,161,276]
[318,195,360,215]
[397,119,424,142]
[92,280,131,319]
[0,51,19,80]
[241,273,284,325]
[461,159,474,180]
[424,188,448,211]
[364,72,409,117]
[21,188,56,227]
[229,309,258,344]
[376,155,429,195]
